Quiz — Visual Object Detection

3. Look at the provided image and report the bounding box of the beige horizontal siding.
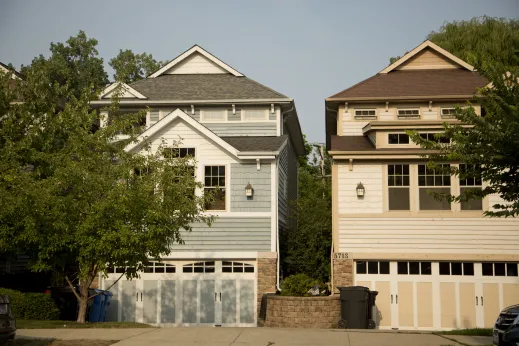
[397,48,460,70]
[337,163,383,214]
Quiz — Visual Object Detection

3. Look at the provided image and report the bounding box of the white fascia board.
[99,82,147,100]
[90,98,292,106]
[162,252,259,259]
[124,108,239,158]
[237,155,276,159]
[149,45,244,78]
[380,40,475,74]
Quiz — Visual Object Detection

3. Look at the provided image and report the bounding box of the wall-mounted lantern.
[356,182,365,197]
[245,182,254,197]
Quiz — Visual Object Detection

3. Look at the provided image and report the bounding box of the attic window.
[441,108,457,119]
[201,109,225,122]
[397,109,420,119]
[242,109,268,121]
[354,109,377,120]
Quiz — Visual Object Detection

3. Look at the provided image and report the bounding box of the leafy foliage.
[280,274,328,297]
[408,67,519,217]
[0,288,60,320]
[109,50,165,83]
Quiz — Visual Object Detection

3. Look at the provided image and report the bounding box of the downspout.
[276,104,294,292]
[326,105,338,294]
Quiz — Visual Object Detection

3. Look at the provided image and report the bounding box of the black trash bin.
[368,291,378,329]
[337,286,370,329]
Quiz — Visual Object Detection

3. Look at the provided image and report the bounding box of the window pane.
[205,266,215,273]
[419,188,451,210]
[380,262,390,274]
[418,165,426,175]
[389,188,410,210]
[165,266,175,273]
[403,165,409,175]
[395,176,402,186]
[388,165,395,175]
[507,263,518,277]
[388,134,398,144]
[388,176,395,186]
[398,262,408,275]
[368,261,378,274]
[460,187,483,211]
[244,266,254,273]
[356,261,367,274]
[482,263,493,276]
[409,262,420,275]
[183,266,193,273]
[155,266,165,273]
[451,262,462,275]
[439,262,450,275]
[495,263,506,276]
[463,262,474,276]
[234,266,244,273]
[403,176,409,186]
[399,134,410,144]
[222,267,232,273]
[421,262,432,275]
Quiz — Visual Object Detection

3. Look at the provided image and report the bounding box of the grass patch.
[17,320,153,329]
[13,340,116,346]
[435,328,493,336]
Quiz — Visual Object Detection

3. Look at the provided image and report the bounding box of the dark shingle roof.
[330,136,375,151]
[327,69,488,100]
[222,136,288,152]
[129,74,289,100]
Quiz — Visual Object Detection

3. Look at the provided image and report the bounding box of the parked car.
[494,304,519,346]
[0,295,16,345]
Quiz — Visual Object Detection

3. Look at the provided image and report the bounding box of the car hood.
[502,304,519,314]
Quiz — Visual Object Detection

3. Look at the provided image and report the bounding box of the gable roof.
[149,45,243,78]
[0,62,23,79]
[99,82,147,100]
[221,136,288,153]
[380,40,475,74]
[128,74,289,101]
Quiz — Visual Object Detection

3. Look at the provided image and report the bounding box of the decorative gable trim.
[148,45,244,78]
[380,40,475,74]
[99,82,147,100]
[124,108,239,157]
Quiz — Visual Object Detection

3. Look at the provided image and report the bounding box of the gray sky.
[1,0,518,143]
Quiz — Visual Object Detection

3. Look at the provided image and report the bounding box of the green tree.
[408,66,519,217]
[282,142,332,283]
[109,50,165,83]
[0,40,211,323]
[389,17,519,69]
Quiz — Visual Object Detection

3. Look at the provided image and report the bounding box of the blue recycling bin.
[89,289,106,322]
[101,291,113,322]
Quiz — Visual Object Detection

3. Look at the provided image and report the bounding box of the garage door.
[103,260,257,327]
[355,260,519,330]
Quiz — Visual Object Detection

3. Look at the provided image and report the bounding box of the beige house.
[325,40,519,330]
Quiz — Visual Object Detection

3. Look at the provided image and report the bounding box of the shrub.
[0,288,60,320]
[280,273,329,297]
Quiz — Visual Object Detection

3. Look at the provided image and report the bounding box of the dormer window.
[441,108,457,119]
[388,133,410,144]
[397,109,420,119]
[242,109,268,121]
[354,109,377,120]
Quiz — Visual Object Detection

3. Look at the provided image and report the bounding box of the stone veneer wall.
[264,296,341,328]
[257,256,277,316]
[332,257,353,294]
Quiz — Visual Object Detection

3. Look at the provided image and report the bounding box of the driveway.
[16,328,493,346]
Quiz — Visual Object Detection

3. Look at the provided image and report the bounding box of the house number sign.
[333,253,349,259]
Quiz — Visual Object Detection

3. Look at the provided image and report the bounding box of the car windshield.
[0,303,8,315]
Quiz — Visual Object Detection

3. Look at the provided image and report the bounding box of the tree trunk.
[76,278,90,323]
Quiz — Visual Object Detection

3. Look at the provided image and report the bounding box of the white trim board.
[99,82,147,100]
[380,40,475,74]
[149,45,244,78]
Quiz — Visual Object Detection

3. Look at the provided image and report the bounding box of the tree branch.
[65,275,81,301]
[89,270,126,299]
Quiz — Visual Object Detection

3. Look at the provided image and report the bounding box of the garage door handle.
[476,296,478,305]
[136,293,138,302]
[214,293,217,301]
[396,295,398,304]
[140,293,142,302]
[481,296,483,306]
[391,294,393,304]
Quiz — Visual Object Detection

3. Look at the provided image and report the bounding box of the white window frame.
[354,109,377,120]
[200,108,227,122]
[241,108,269,122]
[387,133,410,145]
[203,164,227,212]
[397,108,421,119]
[440,107,457,119]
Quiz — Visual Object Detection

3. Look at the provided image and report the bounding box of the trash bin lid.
[370,291,379,296]
[337,286,370,292]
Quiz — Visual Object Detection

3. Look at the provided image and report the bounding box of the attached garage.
[354,260,519,330]
[102,260,257,326]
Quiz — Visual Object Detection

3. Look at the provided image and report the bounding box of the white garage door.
[355,260,519,330]
[103,260,257,327]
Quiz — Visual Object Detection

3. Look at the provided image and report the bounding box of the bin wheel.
[338,319,347,329]
[368,319,376,329]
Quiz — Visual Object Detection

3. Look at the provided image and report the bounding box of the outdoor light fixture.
[245,182,254,197]
[356,182,365,197]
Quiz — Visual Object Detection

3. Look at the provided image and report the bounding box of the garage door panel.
[503,284,519,309]
[143,280,158,324]
[417,282,433,328]
[239,279,255,324]
[440,282,457,328]
[182,280,198,323]
[397,282,414,328]
[483,283,500,328]
[160,280,176,323]
[459,283,476,329]
[105,280,119,322]
[200,280,216,324]
[121,280,136,322]
[222,280,237,324]
[374,281,392,327]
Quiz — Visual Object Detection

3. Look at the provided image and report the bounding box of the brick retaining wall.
[264,295,341,328]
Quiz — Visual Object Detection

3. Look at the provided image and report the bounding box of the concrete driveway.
[16,327,493,346]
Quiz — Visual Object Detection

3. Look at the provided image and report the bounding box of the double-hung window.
[204,166,226,210]
[418,164,451,210]
[459,164,482,210]
[388,164,410,210]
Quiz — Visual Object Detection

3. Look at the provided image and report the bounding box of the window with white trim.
[397,109,420,119]
[354,109,377,120]
[222,261,254,273]
[201,109,225,122]
[397,261,432,275]
[144,262,176,273]
[204,166,226,210]
[441,108,457,119]
[418,164,451,210]
[388,133,410,144]
[162,147,195,159]
[419,133,450,144]
[388,164,410,210]
[356,261,390,274]
[183,261,215,273]
[459,164,483,211]
[242,109,268,121]
[440,262,474,276]
[482,262,518,277]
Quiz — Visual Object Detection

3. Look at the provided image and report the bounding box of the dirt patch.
[13,339,117,346]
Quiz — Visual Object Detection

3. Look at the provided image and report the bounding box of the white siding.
[165,53,227,74]
[488,193,508,212]
[338,217,519,255]
[338,163,383,214]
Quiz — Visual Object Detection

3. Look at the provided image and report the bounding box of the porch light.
[356,182,365,197]
[245,182,254,197]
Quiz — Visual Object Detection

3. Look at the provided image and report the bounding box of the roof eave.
[91,98,293,106]
[326,95,476,102]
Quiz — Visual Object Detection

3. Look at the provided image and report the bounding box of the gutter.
[275,154,281,292]
[91,98,293,105]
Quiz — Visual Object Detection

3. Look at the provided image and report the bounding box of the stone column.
[257,252,277,319]
[332,257,353,294]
